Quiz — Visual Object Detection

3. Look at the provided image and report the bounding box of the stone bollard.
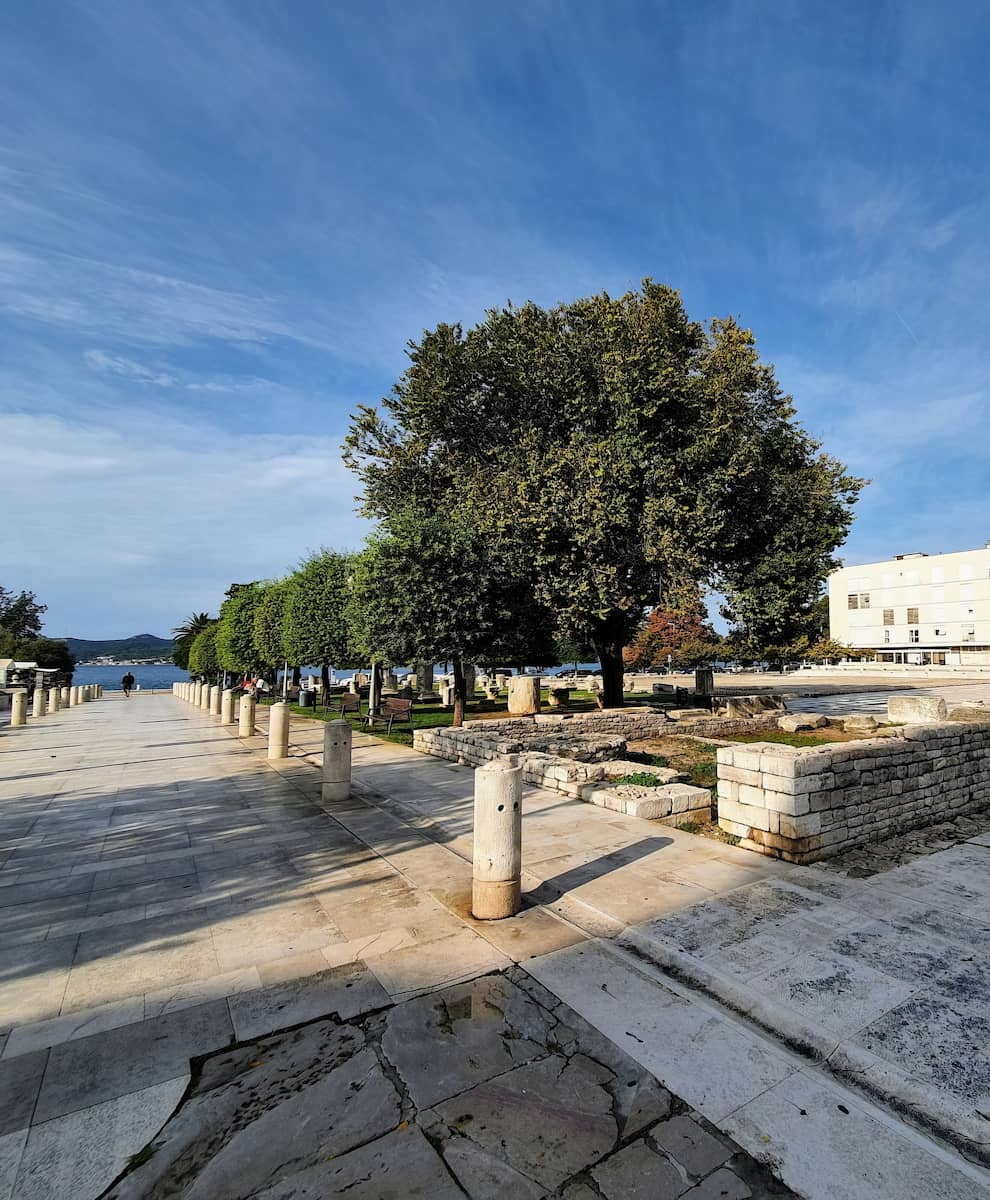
[239,694,256,738]
[81,686,91,703]
[472,757,523,919]
[440,683,454,709]
[507,675,540,716]
[48,686,60,713]
[200,684,211,711]
[322,719,352,802]
[60,686,70,709]
[32,689,47,718]
[69,686,78,706]
[11,691,28,726]
[268,702,290,760]
[209,685,221,716]
[220,689,235,725]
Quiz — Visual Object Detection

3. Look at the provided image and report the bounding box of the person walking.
[121,671,135,697]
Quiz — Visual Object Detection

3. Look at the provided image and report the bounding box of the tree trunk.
[369,661,382,714]
[592,636,626,708]
[452,656,466,728]
[292,665,301,686]
[320,662,331,705]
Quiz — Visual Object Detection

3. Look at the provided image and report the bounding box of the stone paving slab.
[103,971,792,1200]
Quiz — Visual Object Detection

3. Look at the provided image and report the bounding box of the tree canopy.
[346,281,864,705]
[215,584,264,675]
[253,580,289,668]
[187,623,219,677]
[283,551,356,690]
[0,587,46,640]
[624,600,721,670]
[172,612,213,670]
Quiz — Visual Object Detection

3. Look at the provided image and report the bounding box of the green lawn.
[726,729,854,748]
[262,687,660,748]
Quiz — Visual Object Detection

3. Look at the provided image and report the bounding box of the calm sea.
[73,663,190,692]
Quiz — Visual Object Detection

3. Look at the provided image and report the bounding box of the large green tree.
[283,551,356,694]
[0,632,74,673]
[187,623,219,678]
[215,584,264,676]
[0,587,46,639]
[172,611,213,670]
[253,580,290,669]
[347,281,863,706]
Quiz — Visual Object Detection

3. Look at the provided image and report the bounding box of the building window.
[883,609,894,625]
[906,607,919,624]
[909,628,920,643]
[934,627,946,638]
[847,594,859,610]
[860,593,870,609]
[963,626,976,642]
[883,629,890,643]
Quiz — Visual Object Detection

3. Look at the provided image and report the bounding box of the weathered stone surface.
[839,713,879,731]
[423,1054,618,1190]
[948,704,990,723]
[507,676,541,716]
[381,975,552,1109]
[253,1126,462,1199]
[591,1138,686,1198]
[652,1113,733,1177]
[720,695,784,718]
[778,712,828,732]
[887,694,948,724]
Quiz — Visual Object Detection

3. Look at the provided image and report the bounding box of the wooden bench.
[364,696,413,734]
[330,692,361,717]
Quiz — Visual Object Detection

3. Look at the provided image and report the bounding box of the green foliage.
[807,637,853,662]
[613,771,664,787]
[215,585,264,674]
[172,612,213,670]
[0,586,46,639]
[346,279,864,708]
[0,632,74,672]
[283,551,356,669]
[624,598,722,670]
[187,623,219,677]
[253,580,289,667]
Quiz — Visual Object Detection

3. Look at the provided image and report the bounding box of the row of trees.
[0,585,75,672]
[177,281,864,719]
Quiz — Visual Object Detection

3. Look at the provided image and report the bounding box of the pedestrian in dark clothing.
[121,671,135,697]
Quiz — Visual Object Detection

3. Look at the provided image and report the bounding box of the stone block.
[948,705,990,723]
[719,694,784,718]
[778,712,828,732]
[887,694,948,724]
[717,797,771,832]
[840,713,879,733]
[718,764,763,787]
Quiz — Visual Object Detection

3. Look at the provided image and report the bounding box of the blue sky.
[2,1,988,638]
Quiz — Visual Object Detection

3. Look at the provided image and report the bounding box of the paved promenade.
[1,695,988,1198]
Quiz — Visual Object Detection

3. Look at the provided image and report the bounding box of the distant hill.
[63,634,174,662]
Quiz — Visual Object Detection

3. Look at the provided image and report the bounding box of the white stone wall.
[717,721,990,863]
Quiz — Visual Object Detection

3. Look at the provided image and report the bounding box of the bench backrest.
[338,693,361,711]
[383,697,412,718]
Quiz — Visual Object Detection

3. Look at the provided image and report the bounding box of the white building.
[828,544,990,665]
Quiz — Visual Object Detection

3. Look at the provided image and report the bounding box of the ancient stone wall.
[716,721,990,863]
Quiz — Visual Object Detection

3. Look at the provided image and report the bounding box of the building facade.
[828,544,990,665]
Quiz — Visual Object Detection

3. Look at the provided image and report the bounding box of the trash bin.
[299,688,315,709]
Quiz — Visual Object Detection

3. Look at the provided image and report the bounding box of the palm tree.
[172,612,213,670]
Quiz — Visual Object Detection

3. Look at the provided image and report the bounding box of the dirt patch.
[724,728,876,747]
[626,736,721,789]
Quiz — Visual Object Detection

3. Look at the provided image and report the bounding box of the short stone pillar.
[463,664,476,699]
[322,719,352,802]
[440,683,455,709]
[548,686,570,708]
[239,694,256,737]
[60,686,70,708]
[48,686,60,713]
[11,691,28,726]
[69,686,78,706]
[209,685,221,716]
[416,661,434,698]
[200,684,211,710]
[268,701,290,760]
[495,673,507,690]
[82,686,91,703]
[472,757,523,919]
[694,668,714,698]
[507,675,540,716]
[220,689,235,725]
[347,677,360,696]
[33,688,46,718]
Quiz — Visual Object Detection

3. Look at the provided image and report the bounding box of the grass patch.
[726,729,850,748]
[626,738,721,789]
[612,771,664,787]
